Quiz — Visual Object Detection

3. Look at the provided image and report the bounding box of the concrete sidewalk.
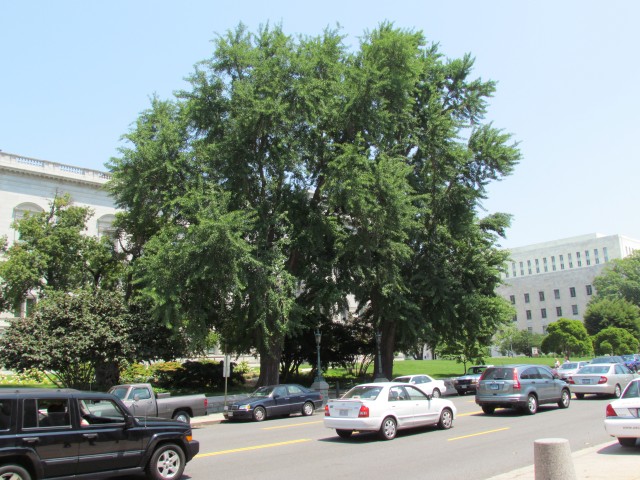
[486,440,640,480]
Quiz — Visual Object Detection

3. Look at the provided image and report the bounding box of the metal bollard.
[534,438,577,480]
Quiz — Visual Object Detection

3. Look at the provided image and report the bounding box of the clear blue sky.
[2,1,639,248]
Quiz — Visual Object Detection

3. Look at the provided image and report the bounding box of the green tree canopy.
[540,318,592,358]
[592,327,639,355]
[593,251,640,306]
[583,297,640,339]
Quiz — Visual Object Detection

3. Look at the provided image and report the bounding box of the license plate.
[582,379,591,384]
[460,385,467,389]
[490,384,499,390]
[227,411,233,417]
[339,409,349,416]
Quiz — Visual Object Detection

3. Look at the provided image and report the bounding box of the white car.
[568,363,636,398]
[391,374,446,398]
[324,382,456,440]
[556,361,589,381]
[604,378,640,447]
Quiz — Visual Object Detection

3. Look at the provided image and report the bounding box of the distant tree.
[438,338,490,374]
[593,251,640,306]
[511,330,545,357]
[592,327,639,355]
[583,297,640,339]
[540,318,592,358]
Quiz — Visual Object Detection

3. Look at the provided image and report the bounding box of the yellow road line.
[448,427,510,441]
[262,421,323,430]
[457,410,483,417]
[196,439,312,458]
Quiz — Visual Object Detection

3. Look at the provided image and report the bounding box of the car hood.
[135,416,191,430]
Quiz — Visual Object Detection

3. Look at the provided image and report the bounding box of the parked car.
[324,382,456,440]
[567,363,636,399]
[590,355,626,365]
[475,364,571,415]
[109,383,208,424]
[453,365,493,395]
[0,388,199,480]
[223,384,323,422]
[391,374,446,398]
[604,378,640,447]
[621,354,640,372]
[556,361,589,381]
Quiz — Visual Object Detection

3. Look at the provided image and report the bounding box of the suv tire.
[146,443,186,480]
[558,389,571,409]
[481,406,495,415]
[524,394,538,415]
[0,465,31,480]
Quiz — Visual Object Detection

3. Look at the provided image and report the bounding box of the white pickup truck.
[109,383,208,423]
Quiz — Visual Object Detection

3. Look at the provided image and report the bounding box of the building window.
[554,289,560,300]
[572,305,579,315]
[520,261,524,276]
[603,247,609,262]
[586,285,593,295]
[556,306,563,317]
[568,252,573,268]
[535,258,540,273]
[528,326,533,333]
[513,314,518,322]
[512,262,517,277]
[576,251,582,267]
[541,308,547,319]
[585,250,591,266]
[510,295,516,305]
[526,310,532,320]
[594,248,600,265]
[539,291,545,301]
[543,257,548,273]
[524,293,530,303]
[542,325,548,334]
[570,287,576,298]
[527,260,532,275]
[559,254,565,270]
[551,256,556,271]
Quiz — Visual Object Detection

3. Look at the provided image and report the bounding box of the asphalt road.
[184,394,614,480]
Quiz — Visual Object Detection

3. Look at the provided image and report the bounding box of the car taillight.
[605,404,617,417]
[479,371,488,381]
[204,398,208,409]
[358,405,369,418]
[567,376,575,384]
[324,405,330,416]
[513,369,521,390]
[598,376,608,385]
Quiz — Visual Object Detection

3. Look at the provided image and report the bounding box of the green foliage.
[0,288,135,389]
[584,297,640,339]
[592,327,639,355]
[150,360,245,391]
[540,318,592,357]
[593,251,640,306]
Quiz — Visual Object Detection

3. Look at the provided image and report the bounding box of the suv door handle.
[83,433,98,440]
[22,437,40,444]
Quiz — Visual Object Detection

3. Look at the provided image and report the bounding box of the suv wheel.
[481,406,495,415]
[525,394,538,415]
[558,389,571,409]
[0,465,31,480]
[146,443,186,480]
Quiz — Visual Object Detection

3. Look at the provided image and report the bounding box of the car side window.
[405,386,429,401]
[23,398,71,429]
[537,368,553,380]
[288,385,303,394]
[521,368,538,380]
[273,386,287,397]
[388,386,407,402]
[0,399,12,430]
[420,376,430,384]
[79,398,126,426]
[132,387,151,400]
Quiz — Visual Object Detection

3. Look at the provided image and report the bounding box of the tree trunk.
[94,361,120,391]
[257,332,283,386]
[380,320,396,381]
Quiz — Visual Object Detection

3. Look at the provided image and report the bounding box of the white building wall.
[0,151,119,326]
[497,233,640,334]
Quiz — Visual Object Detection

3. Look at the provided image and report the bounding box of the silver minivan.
[475,364,571,415]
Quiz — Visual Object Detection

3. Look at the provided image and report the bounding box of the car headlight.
[238,404,251,411]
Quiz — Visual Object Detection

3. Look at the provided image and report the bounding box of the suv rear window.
[482,367,514,380]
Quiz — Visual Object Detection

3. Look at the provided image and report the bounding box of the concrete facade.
[497,233,640,334]
[0,151,119,325]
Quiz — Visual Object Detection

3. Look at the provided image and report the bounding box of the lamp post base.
[311,379,329,406]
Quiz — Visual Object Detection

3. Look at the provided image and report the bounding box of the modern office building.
[497,233,640,334]
[0,151,118,326]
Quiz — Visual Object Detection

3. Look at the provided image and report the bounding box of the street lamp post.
[374,330,388,382]
[310,328,329,405]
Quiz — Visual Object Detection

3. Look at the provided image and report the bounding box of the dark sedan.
[223,384,323,422]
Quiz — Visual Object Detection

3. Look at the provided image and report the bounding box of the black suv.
[0,388,199,479]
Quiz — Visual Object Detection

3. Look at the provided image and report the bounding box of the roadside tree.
[583,297,640,339]
[592,327,639,355]
[593,251,640,307]
[540,318,592,358]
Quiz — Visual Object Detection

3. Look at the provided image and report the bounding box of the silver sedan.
[568,363,637,399]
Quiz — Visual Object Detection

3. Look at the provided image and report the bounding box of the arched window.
[96,214,116,239]
[12,202,45,241]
